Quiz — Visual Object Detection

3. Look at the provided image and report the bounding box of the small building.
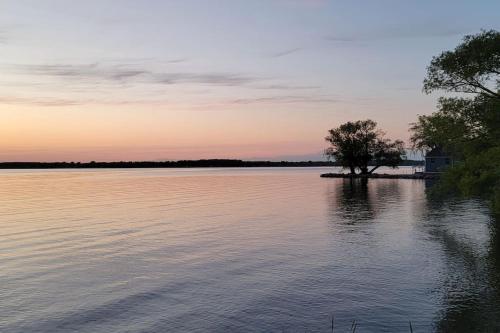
[425,147,452,173]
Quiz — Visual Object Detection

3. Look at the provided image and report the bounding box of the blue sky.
[1,0,499,161]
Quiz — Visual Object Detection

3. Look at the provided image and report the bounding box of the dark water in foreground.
[1,167,499,332]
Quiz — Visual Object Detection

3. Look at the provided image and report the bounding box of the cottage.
[425,147,452,173]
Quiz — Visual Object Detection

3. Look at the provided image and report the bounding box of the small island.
[320,119,433,179]
[320,172,438,179]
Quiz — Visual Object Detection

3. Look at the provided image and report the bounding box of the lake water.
[1,167,499,332]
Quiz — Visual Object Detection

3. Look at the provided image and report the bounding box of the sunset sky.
[1,0,499,161]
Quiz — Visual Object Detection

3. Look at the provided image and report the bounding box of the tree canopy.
[410,96,498,155]
[325,120,405,175]
[412,30,500,154]
[411,29,500,212]
[423,29,500,99]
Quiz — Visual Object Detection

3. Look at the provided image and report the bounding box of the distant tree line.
[0,160,334,169]
[0,159,422,169]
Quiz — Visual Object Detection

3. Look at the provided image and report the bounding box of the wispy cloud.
[230,95,339,105]
[325,24,467,42]
[3,61,327,106]
[16,63,145,81]
[0,28,8,44]
[8,62,323,92]
[281,0,327,8]
[0,93,338,108]
[270,47,302,58]
[0,95,175,107]
[11,63,262,87]
[253,84,320,90]
[166,58,188,64]
[0,96,83,107]
[0,24,29,44]
[154,72,258,86]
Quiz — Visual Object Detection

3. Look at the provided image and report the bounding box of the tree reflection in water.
[420,195,500,332]
[327,178,402,224]
[325,178,500,331]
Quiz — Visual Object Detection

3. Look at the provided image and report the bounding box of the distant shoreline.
[0,159,423,169]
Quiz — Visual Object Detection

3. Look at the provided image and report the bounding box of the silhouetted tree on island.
[325,119,405,175]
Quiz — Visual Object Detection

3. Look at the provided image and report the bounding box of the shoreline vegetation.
[320,172,438,179]
[409,30,500,213]
[0,159,423,169]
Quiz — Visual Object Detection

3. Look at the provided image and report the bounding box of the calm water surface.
[1,167,499,332]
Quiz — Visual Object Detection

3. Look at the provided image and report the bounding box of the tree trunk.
[349,165,356,175]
